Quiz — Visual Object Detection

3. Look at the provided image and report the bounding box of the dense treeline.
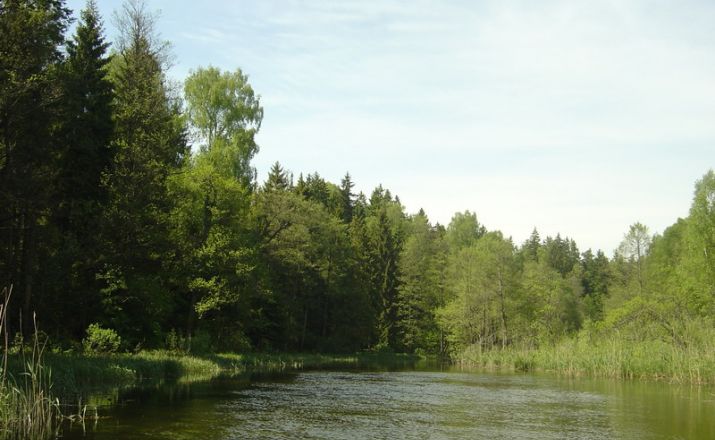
[1,0,713,357]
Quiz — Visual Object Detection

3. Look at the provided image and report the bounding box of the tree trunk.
[300,308,308,351]
[21,210,35,337]
[497,270,509,349]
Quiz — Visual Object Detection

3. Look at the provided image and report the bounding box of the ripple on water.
[218,371,630,439]
[59,369,715,440]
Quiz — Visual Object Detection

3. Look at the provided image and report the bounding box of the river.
[60,366,715,439]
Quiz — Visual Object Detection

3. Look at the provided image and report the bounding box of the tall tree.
[0,0,71,332]
[165,64,265,350]
[57,0,114,224]
[100,0,188,345]
[671,170,715,315]
[397,211,447,353]
[339,173,355,224]
[439,232,517,350]
[519,258,583,344]
[264,161,290,192]
[37,0,115,337]
[361,187,406,349]
[543,234,579,277]
[446,211,486,251]
[297,172,330,207]
[184,66,262,187]
[367,208,402,349]
[687,170,715,279]
[521,228,541,262]
[580,249,611,321]
[617,222,651,295]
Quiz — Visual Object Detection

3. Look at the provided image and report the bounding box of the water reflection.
[61,367,715,439]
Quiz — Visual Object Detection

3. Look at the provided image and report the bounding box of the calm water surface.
[61,367,715,439]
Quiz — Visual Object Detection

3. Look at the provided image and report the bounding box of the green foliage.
[458,320,715,384]
[580,249,611,321]
[82,324,121,354]
[264,161,291,192]
[184,65,263,187]
[0,0,72,335]
[446,211,486,250]
[184,66,263,144]
[0,0,712,387]
[96,0,189,346]
[397,211,447,354]
[365,195,405,350]
[543,234,580,276]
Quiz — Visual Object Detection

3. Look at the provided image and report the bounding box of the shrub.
[82,323,121,354]
[188,330,212,354]
[165,329,187,353]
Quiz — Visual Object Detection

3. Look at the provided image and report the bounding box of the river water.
[61,367,715,439]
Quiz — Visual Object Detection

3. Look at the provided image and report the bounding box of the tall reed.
[0,286,61,440]
[457,325,715,384]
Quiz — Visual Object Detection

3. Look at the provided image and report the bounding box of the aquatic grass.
[457,326,715,384]
[0,286,61,440]
[36,350,223,392]
[20,349,422,394]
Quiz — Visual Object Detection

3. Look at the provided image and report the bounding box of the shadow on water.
[59,360,715,440]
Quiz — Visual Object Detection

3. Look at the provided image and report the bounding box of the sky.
[67,0,715,254]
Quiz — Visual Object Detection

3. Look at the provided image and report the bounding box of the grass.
[0,287,61,440]
[456,329,715,384]
[10,350,422,394]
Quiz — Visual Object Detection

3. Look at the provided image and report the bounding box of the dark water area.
[60,364,715,439]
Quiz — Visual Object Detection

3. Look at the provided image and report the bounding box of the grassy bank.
[7,351,421,394]
[456,333,715,384]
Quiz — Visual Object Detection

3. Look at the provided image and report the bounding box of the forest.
[1,0,714,365]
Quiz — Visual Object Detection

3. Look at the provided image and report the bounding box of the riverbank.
[456,335,715,384]
[7,351,422,394]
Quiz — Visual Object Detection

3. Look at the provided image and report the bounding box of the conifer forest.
[2,0,715,365]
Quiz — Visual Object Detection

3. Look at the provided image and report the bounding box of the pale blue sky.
[68,0,715,253]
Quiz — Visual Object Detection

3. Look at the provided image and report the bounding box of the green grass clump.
[31,350,223,392]
[9,349,422,395]
[0,287,61,440]
[456,326,715,384]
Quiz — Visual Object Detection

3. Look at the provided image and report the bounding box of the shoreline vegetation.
[7,351,424,395]
[455,331,715,385]
[2,0,715,437]
[8,336,715,403]
[2,332,713,438]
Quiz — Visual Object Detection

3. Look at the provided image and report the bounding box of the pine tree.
[581,249,611,321]
[397,211,447,353]
[43,0,115,337]
[264,161,290,192]
[58,0,114,226]
[522,228,541,262]
[100,0,188,344]
[339,173,355,223]
[0,0,71,331]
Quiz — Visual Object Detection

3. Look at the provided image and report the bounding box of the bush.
[188,330,213,354]
[82,323,122,354]
[165,328,187,353]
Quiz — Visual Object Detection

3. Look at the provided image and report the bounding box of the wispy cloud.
[67,0,715,252]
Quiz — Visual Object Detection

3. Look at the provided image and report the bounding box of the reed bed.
[0,286,61,440]
[457,327,715,384]
[25,350,421,394]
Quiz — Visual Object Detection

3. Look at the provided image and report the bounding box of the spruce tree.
[100,0,188,344]
[339,173,355,223]
[264,161,290,192]
[0,0,71,331]
[58,0,114,225]
[44,0,115,337]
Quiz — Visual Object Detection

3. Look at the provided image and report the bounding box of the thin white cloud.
[66,0,715,252]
